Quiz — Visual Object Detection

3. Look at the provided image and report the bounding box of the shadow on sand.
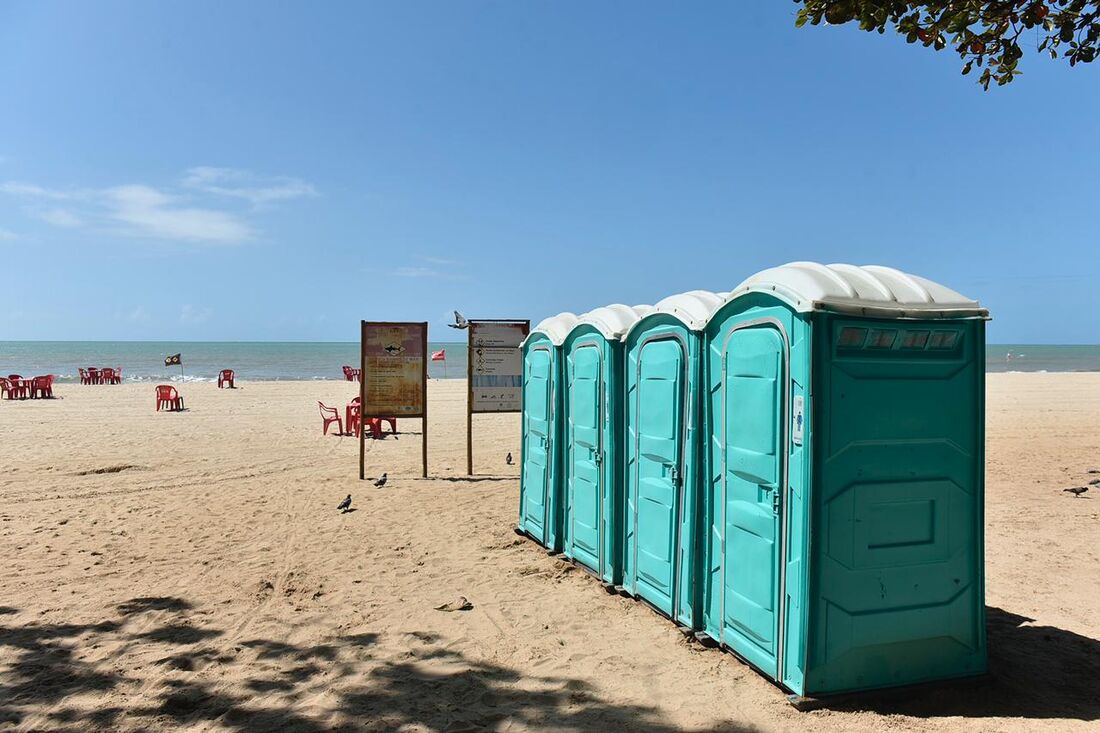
[0,596,757,732]
[3,598,1098,730]
[814,606,1100,721]
[433,475,517,483]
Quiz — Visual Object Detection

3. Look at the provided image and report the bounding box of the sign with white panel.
[468,321,529,413]
[466,319,530,475]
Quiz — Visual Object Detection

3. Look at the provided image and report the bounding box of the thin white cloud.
[0,168,313,245]
[392,265,470,281]
[0,181,80,200]
[104,185,252,242]
[38,208,83,228]
[124,306,151,323]
[182,167,317,206]
[417,255,458,266]
[180,304,213,324]
[0,226,17,240]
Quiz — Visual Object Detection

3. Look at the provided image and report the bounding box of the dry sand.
[1,375,1098,732]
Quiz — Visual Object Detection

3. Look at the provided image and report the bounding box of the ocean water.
[985,345,1100,373]
[2,342,1098,382]
[0,341,469,383]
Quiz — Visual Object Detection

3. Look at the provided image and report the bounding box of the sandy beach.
[1,374,1098,732]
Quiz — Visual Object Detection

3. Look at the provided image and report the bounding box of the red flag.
[431,349,446,361]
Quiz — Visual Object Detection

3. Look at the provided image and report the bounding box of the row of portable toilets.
[517,262,989,700]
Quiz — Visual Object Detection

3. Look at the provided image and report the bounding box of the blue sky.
[0,2,1095,343]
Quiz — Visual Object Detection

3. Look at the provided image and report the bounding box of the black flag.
[165,353,182,366]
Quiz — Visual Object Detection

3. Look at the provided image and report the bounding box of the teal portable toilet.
[698,262,988,698]
[561,304,653,586]
[519,312,579,551]
[621,290,726,628]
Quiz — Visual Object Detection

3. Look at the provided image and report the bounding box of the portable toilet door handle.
[669,464,680,487]
[594,449,602,466]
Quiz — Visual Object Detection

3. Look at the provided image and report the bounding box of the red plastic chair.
[30,375,54,399]
[88,368,101,385]
[0,377,25,400]
[5,375,28,400]
[318,401,344,435]
[78,368,91,385]
[346,400,382,439]
[155,384,185,412]
[218,369,235,389]
[105,368,121,385]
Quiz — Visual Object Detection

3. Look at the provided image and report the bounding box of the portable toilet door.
[518,312,579,551]
[561,304,652,586]
[621,291,725,628]
[698,278,811,687]
[701,262,988,697]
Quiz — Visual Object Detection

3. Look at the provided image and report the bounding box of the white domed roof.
[653,290,727,330]
[575,304,653,341]
[526,312,580,346]
[620,290,726,339]
[728,262,986,318]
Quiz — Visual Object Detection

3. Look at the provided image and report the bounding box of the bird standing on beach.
[506,452,513,466]
[337,495,352,512]
[1063,486,1089,498]
[449,311,469,330]
[373,473,387,488]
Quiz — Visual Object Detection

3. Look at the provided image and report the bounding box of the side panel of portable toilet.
[700,290,812,691]
[701,262,988,697]
[519,313,578,551]
[562,305,651,585]
[805,292,987,694]
[622,291,723,628]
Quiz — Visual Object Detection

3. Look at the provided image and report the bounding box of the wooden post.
[467,329,474,476]
[421,324,429,479]
[359,320,366,481]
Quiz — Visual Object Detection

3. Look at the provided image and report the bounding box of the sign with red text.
[361,322,427,416]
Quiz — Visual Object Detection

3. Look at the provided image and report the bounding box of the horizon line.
[3,339,1100,347]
